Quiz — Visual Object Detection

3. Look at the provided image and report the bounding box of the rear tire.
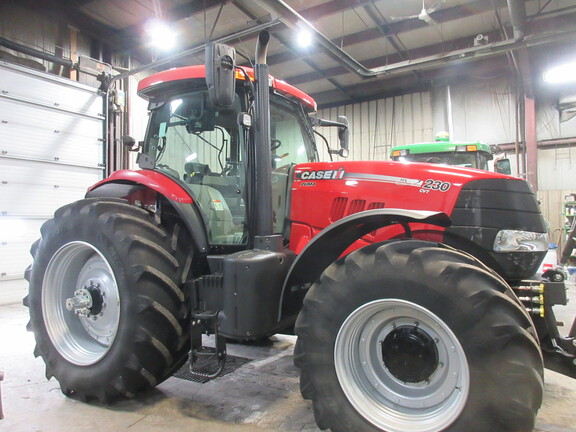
[26,198,193,402]
[294,240,543,432]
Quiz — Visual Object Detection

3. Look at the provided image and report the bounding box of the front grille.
[446,178,546,280]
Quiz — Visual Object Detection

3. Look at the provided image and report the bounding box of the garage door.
[0,60,105,305]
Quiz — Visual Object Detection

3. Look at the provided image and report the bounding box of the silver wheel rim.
[334,299,469,432]
[42,241,120,366]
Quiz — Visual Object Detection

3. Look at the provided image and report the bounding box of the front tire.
[294,240,543,432]
[26,199,193,402]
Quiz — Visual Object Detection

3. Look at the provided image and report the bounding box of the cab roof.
[137,65,317,112]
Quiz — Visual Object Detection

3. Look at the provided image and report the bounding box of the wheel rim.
[42,241,120,366]
[334,299,469,432]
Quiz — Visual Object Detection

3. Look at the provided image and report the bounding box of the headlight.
[493,230,548,252]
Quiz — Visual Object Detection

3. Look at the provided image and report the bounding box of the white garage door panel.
[0,241,35,279]
[0,157,102,188]
[0,100,103,166]
[0,61,104,304]
[1,181,90,216]
[0,218,44,243]
[0,98,103,136]
[0,62,102,117]
[0,221,45,286]
[0,219,44,282]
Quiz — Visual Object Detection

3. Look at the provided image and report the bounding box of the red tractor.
[25,32,575,432]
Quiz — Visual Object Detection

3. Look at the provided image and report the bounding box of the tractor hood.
[289,160,546,280]
[290,160,510,228]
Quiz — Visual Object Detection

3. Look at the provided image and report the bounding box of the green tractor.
[390,132,511,174]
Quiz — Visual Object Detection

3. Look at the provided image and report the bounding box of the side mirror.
[495,158,511,175]
[337,115,349,153]
[205,43,236,107]
[311,116,351,158]
[122,135,136,151]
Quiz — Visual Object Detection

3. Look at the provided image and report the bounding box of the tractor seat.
[184,162,212,184]
[186,184,241,244]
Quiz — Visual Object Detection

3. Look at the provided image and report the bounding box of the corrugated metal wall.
[450,79,517,145]
[316,92,434,162]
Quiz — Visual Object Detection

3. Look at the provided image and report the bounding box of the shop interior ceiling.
[22,0,576,108]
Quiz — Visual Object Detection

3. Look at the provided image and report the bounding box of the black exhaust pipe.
[252,31,274,241]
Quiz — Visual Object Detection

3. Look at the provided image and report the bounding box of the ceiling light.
[297,29,312,48]
[543,61,576,84]
[146,20,177,50]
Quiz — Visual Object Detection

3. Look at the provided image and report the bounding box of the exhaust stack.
[252,31,275,241]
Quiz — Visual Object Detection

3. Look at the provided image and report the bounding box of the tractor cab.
[136,66,319,244]
[390,132,495,171]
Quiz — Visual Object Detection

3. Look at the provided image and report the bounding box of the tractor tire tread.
[294,239,543,432]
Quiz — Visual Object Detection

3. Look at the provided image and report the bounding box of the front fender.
[279,209,451,321]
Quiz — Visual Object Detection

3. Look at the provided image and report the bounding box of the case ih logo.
[297,169,346,180]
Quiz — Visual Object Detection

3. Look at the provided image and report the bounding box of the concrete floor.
[1,286,576,432]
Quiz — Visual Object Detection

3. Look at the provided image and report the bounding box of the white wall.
[316,78,519,163]
[450,78,517,145]
[538,147,576,190]
[316,92,434,162]
[537,101,576,142]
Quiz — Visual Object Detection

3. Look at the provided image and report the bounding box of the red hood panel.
[290,160,518,229]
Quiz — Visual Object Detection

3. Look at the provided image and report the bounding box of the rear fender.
[279,209,451,320]
[86,171,209,253]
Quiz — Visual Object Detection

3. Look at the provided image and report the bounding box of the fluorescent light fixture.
[543,61,576,84]
[297,29,312,48]
[186,152,198,162]
[146,20,177,50]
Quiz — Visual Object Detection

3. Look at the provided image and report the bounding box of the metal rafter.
[314,55,515,108]
[232,0,357,99]
[283,9,576,103]
[263,0,508,67]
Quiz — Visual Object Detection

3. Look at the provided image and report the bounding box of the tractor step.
[189,311,227,381]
